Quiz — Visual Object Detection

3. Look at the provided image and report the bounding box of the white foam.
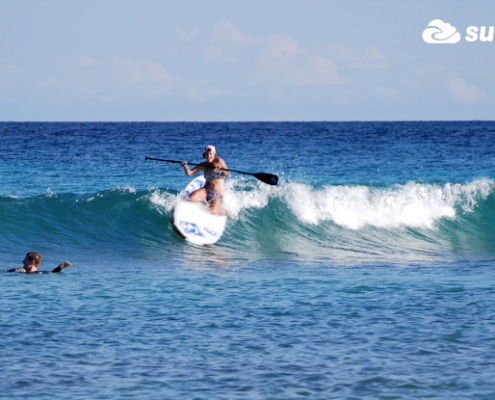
[285,179,494,230]
[149,189,177,213]
[223,179,271,218]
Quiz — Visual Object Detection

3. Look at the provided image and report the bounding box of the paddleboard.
[172,176,227,245]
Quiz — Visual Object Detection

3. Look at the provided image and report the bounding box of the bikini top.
[204,169,224,180]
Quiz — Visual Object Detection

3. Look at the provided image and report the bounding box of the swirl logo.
[423,19,461,44]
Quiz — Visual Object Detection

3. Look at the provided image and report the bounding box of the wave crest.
[284,179,494,230]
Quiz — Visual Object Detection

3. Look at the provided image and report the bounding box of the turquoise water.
[1,122,495,399]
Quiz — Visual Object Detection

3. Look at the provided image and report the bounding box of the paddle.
[145,157,279,185]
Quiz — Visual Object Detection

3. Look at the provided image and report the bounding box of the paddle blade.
[253,173,278,185]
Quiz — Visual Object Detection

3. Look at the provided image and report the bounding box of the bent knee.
[189,188,207,202]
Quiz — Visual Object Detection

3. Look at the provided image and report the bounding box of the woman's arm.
[181,162,203,176]
[218,158,231,178]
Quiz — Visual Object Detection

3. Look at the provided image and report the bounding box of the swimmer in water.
[7,252,71,273]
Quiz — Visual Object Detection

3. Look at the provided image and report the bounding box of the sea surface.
[1,121,495,399]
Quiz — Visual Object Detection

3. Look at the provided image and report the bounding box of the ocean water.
[1,121,495,399]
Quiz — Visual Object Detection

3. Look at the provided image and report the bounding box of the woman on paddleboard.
[181,145,231,215]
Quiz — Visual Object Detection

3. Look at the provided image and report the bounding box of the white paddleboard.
[172,176,227,245]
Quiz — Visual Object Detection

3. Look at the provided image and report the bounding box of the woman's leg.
[188,188,207,202]
[208,196,227,216]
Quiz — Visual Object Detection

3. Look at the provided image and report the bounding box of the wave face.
[1,121,495,267]
[221,178,495,263]
[2,178,493,265]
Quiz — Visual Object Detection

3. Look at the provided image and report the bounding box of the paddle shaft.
[145,157,236,173]
[145,157,278,185]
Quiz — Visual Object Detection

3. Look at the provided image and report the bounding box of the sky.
[1,0,494,121]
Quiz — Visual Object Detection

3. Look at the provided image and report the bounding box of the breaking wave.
[1,178,494,265]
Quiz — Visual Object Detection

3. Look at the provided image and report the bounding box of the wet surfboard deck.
[172,176,227,245]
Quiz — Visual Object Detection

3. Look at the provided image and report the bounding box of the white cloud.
[213,22,254,47]
[74,56,96,68]
[42,56,184,103]
[329,44,359,62]
[112,57,175,86]
[185,83,219,102]
[264,34,305,61]
[447,77,485,103]
[258,34,343,85]
[330,44,387,69]
[364,47,385,61]
[176,27,199,43]
[415,63,488,105]
[206,22,255,62]
[306,54,344,84]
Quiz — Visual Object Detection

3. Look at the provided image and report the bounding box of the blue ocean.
[1,121,495,399]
